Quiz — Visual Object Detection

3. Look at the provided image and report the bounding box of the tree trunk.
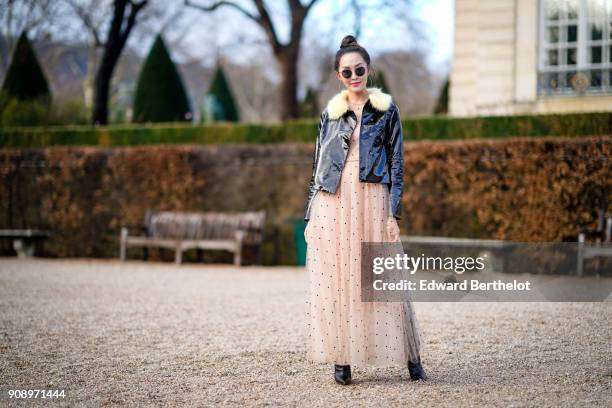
[90,0,147,125]
[92,51,117,125]
[278,50,299,121]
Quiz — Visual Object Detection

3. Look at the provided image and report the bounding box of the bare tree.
[185,0,320,121]
[91,0,148,124]
[66,0,193,117]
[64,0,110,110]
[185,0,427,120]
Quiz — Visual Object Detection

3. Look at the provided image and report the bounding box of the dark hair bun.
[334,35,370,71]
[340,35,359,49]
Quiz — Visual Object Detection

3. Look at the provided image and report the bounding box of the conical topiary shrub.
[132,34,191,123]
[434,77,449,114]
[200,93,225,122]
[299,86,319,118]
[1,30,51,102]
[369,69,390,94]
[201,62,239,123]
[0,30,52,125]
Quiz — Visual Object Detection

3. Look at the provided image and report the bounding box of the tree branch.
[184,0,259,22]
[119,0,148,46]
[184,0,281,52]
[252,0,281,52]
[65,0,103,47]
[304,0,320,12]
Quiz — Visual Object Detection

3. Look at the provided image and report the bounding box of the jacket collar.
[325,87,392,120]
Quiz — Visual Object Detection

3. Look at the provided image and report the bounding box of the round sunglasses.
[340,66,366,79]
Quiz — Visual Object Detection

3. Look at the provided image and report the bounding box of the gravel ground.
[0,258,610,407]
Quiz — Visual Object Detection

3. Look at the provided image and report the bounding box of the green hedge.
[0,111,610,147]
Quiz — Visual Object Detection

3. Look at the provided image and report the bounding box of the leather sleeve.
[386,103,404,220]
[304,110,325,222]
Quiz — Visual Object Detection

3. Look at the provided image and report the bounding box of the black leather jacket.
[304,90,404,223]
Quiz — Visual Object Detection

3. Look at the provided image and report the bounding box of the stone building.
[450,0,612,116]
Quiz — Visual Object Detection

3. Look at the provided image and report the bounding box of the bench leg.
[234,246,242,266]
[175,244,183,264]
[120,228,127,261]
[577,233,585,276]
[13,239,35,258]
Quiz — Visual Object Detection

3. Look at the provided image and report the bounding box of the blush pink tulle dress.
[304,101,423,367]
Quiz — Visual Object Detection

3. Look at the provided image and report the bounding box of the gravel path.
[1,258,610,407]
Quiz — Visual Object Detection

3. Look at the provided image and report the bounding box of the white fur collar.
[325,87,392,120]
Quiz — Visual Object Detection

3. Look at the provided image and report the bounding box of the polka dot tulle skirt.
[304,105,423,367]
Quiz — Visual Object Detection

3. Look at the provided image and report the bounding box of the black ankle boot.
[334,364,352,385]
[408,358,427,381]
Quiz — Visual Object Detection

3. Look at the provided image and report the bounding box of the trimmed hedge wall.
[404,136,611,242]
[0,111,610,147]
[0,136,610,265]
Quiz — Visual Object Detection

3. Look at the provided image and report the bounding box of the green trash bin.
[289,216,307,266]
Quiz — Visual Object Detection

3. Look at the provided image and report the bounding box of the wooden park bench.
[577,209,612,276]
[0,229,50,258]
[119,210,266,265]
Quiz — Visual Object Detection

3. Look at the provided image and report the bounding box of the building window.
[538,0,612,96]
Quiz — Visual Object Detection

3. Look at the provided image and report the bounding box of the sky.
[165,0,454,75]
[7,0,454,79]
[420,0,454,71]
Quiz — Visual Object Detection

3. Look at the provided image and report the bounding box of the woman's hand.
[386,216,400,242]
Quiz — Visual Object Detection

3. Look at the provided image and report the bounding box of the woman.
[303,35,427,385]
